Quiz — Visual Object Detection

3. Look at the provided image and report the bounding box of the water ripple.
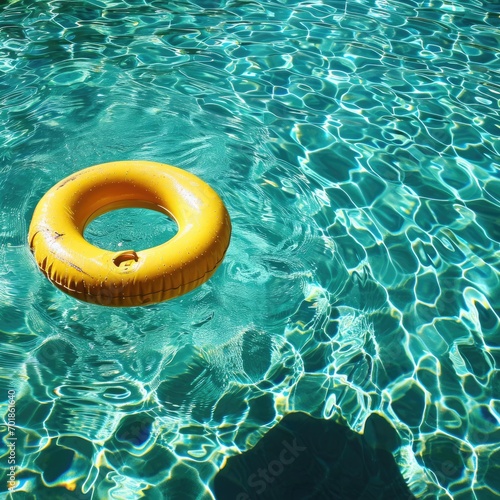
[1,0,499,498]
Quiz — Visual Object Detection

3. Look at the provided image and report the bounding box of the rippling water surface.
[0,0,499,498]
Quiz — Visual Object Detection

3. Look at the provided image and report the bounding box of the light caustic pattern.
[0,0,499,498]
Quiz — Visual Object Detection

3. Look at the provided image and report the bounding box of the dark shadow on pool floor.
[213,412,416,500]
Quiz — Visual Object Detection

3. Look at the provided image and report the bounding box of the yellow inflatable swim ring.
[28,161,231,307]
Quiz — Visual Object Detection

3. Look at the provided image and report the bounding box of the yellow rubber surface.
[28,161,231,306]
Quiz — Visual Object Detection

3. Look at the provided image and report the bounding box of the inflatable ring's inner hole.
[84,207,178,252]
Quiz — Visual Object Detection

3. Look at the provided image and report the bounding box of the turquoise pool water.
[1,0,499,498]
